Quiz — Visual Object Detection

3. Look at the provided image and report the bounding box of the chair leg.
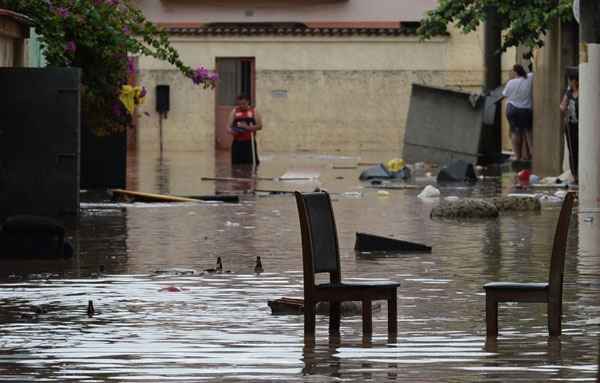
[548,302,562,336]
[305,300,316,338]
[486,293,498,337]
[329,301,341,336]
[362,301,372,337]
[387,293,398,338]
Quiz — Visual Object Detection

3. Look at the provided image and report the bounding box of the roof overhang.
[0,9,32,39]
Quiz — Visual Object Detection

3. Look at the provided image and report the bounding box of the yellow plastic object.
[386,158,405,173]
[119,85,146,114]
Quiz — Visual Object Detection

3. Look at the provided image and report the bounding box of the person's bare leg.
[523,130,533,160]
[511,133,523,160]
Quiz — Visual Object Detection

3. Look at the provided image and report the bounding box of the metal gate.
[0,67,80,218]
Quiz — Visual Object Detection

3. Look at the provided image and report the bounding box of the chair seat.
[318,282,400,289]
[484,282,548,290]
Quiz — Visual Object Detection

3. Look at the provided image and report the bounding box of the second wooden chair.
[484,192,575,337]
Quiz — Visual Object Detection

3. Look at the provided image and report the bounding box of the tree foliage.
[418,0,575,51]
[0,0,217,134]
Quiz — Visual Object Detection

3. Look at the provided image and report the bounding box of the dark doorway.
[215,57,255,151]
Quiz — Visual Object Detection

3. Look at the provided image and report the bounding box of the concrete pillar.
[579,0,600,209]
[532,19,564,177]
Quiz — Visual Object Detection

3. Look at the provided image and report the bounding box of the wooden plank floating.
[279,170,320,180]
[201,176,275,182]
[112,189,200,203]
[182,195,240,203]
[254,189,296,195]
[364,184,420,190]
[267,297,381,316]
[268,297,304,315]
[354,232,432,253]
[332,165,358,170]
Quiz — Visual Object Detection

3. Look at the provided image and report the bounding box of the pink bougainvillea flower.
[192,66,218,85]
[55,7,69,18]
[127,57,136,74]
[112,101,123,117]
[64,41,77,53]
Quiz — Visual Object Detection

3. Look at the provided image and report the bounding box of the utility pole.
[482,6,502,162]
[579,0,600,209]
[484,6,502,93]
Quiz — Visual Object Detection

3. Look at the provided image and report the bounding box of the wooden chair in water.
[294,191,400,339]
[484,192,575,337]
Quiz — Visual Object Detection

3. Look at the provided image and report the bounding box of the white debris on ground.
[418,185,441,199]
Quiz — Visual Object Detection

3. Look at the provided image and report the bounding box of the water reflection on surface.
[0,150,598,382]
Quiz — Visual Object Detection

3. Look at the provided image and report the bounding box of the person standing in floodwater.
[503,64,534,161]
[560,71,579,184]
[227,95,263,165]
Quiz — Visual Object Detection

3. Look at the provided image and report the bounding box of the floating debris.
[87,300,95,317]
[205,257,223,273]
[418,185,441,199]
[254,256,264,274]
[159,286,186,293]
[354,232,431,253]
[267,297,382,316]
[153,268,198,276]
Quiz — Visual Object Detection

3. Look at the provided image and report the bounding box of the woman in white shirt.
[503,64,534,161]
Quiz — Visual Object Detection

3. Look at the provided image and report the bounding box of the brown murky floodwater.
[0,150,598,382]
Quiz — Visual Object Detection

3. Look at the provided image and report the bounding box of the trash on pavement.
[418,185,441,199]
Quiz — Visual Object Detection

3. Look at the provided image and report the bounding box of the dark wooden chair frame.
[484,192,575,337]
[295,191,399,339]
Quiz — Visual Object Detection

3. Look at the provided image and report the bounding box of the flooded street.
[0,150,598,382]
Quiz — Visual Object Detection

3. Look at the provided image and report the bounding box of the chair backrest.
[548,192,575,300]
[295,191,342,291]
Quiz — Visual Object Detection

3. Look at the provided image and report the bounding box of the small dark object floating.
[87,300,95,317]
[205,257,223,273]
[268,297,304,315]
[436,159,477,183]
[254,256,264,274]
[354,232,432,253]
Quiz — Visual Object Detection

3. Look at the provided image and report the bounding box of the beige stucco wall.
[137,26,515,154]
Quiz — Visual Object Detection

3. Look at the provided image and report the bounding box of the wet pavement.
[0,150,598,382]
